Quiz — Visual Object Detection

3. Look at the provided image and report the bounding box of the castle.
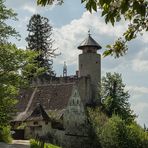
[11,33,102,148]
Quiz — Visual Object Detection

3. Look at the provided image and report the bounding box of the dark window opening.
[33,121,38,125]
[87,50,92,53]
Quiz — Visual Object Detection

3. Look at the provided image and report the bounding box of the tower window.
[81,64,83,68]
[87,50,92,53]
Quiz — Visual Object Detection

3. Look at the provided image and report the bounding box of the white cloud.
[133,102,148,113]
[127,85,148,95]
[132,102,148,126]
[23,5,37,14]
[132,48,148,72]
[139,32,148,43]
[53,11,128,66]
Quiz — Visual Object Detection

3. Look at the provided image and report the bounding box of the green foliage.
[0,1,44,126]
[87,107,108,148]
[36,0,148,58]
[101,72,135,123]
[88,111,148,148]
[0,0,20,42]
[100,116,148,148]
[37,0,63,6]
[17,122,27,130]
[126,122,148,148]
[82,0,148,57]
[30,139,61,148]
[26,14,58,78]
[0,126,12,143]
[0,43,42,126]
[87,73,148,147]
[100,115,128,148]
[104,38,128,58]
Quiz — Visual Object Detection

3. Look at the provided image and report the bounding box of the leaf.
[92,1,97,12]
[103,49,113,57]
[106,45,111,48]
[81,0,86,3]
[102,10,107,16]
[121,0,129,14]
[110,17,115,26]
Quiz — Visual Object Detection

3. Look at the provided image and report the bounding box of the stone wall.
[24,120,51,139]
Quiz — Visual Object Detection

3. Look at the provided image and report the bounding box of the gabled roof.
[14,83,74,121]
[17,83,74,112]
[25,103,50,121]
[78,35,102,50]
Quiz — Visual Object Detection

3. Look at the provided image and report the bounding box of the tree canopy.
[0,0,19,42]
[88,108,148,148]
[36,0,148,58]
[0,0,41,126]
[101,72,135,123]
[26,14,57,78]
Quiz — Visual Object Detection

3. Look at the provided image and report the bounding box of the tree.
[0,0,19,42]
[0,0,42,126]
[36,0,148,58]
[101,115,148,148]
[87,108,148,148]
[26,14,57,78]
[101,72,135,123]
[0,44,40,126]
[87,107,108,148]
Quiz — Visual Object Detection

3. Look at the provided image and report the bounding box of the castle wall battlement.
[31,75,91,87]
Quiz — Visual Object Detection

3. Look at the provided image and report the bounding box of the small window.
[81,64,83,68]
[87,50,92,53]
[45,121,48,125]
[33,121,38,125]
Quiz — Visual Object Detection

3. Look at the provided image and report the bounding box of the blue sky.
[5,0,148,126]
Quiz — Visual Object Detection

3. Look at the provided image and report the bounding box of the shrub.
[100,115,148,148]
[0,126,12,143]
[87,107,108,148]
[30,139,61,148]
[100,115,128,148]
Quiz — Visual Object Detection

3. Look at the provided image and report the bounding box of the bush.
[126,123,148,148]
[100,115,128,148]
[0,126,12,143]
[30,139,61,148]
[100,115,148,148]
[87,107,108,148]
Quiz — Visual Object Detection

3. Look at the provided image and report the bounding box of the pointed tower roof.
[78,34,102,50]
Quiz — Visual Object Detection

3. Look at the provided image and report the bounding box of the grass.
[30,139,61,148]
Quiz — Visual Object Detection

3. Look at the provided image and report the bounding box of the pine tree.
[26,14,56,78]
[101,72,135,123]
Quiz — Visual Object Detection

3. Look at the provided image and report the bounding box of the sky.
[5,0,148,126]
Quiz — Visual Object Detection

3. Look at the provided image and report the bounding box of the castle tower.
[78,32,102,103]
